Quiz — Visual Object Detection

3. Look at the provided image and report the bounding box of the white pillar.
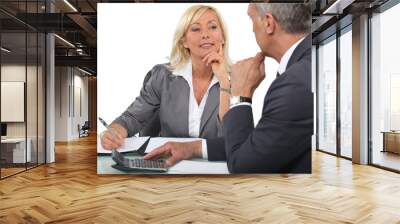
[46,1,55,163]
[352,14,369,164]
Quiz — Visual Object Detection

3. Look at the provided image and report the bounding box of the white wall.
[73,72,89,137]
[55,67,89,141]
[55,67,68,141]
[97,3,279,134]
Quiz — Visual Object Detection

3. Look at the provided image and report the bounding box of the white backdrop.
[97,3,279,133]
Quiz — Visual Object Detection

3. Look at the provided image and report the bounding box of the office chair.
[79,121,90,138]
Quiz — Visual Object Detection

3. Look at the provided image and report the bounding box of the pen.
[98,117,119,140]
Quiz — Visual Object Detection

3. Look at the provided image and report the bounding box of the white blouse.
[173,60,219,159]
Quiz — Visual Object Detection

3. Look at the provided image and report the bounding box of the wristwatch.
[230,96,252,107]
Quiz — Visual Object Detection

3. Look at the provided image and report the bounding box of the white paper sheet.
[169,160,229,174]
[97,136,150,154]
[145,137,229,174]
[145,137,202,153]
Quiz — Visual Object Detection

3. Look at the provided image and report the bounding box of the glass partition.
[1,31,28,177]
[0,1,46,179]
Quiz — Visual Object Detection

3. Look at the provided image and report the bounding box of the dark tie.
[276,72,280,78]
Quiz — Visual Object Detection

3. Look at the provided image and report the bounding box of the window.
[317,36,337,155]
[370,2,400,171]
[339,28,352,158]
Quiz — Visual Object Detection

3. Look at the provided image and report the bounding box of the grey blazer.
[113,64,223,142]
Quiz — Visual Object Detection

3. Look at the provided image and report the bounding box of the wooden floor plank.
[0,135,399,223]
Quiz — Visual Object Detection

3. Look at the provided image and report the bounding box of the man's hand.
[231,52,265,98]
[143,140,202,167]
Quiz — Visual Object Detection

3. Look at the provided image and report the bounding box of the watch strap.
[230,96,252,107]
[239,96,252,104]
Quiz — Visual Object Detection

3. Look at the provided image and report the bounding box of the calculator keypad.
[128,159,165,169]
[112,150,167,172]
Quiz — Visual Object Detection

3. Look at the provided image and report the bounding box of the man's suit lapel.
[262,34,311,113]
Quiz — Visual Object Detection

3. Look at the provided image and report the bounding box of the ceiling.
[0,0,100,74]
[0,0,392,75]
[311,0,391,44]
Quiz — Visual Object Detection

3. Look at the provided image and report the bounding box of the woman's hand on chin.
[202,45,230,88]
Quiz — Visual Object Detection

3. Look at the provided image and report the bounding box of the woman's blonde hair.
[168,5,231,73]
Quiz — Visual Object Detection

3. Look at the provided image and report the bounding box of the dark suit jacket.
[213,36,313,173]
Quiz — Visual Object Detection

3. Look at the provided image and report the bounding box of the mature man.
[145,2,313,173]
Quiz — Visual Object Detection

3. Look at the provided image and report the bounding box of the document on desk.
[145,137,229,174]
[145,137,202,153]
[97,136,150,154]
[169,160,229,174]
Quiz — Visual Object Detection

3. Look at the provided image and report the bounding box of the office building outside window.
[339,28,352,159]
[318,36,337,155]
[371,2,400,171]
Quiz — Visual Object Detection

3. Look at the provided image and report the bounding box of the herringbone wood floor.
[0,135,399,223]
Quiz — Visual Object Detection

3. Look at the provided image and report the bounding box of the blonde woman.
[101,5,231,164]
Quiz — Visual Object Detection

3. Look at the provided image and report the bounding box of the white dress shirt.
[173,60,219,159]
[230,36,306,109]
[277,36,306,75]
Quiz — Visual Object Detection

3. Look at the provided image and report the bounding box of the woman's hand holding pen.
[202,45,230,88]
[100,123,127,150]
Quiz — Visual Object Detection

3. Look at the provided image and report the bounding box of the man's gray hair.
[255,2,311,34]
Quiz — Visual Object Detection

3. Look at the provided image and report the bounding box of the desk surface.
[1,138,27,143]
[381,131,400,134]
[97,154,229,174]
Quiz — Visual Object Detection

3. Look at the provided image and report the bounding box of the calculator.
[111,149,168,172]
